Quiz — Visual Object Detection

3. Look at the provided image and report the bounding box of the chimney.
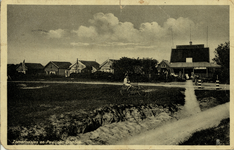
[189,41,192,45]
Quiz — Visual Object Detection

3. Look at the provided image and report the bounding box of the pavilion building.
[157,41,221,79]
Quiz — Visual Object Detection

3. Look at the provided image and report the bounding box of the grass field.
[7,82,230,144]
[7,82,185,127]
[179,90,230,145]
[179,118,230,145]
[7,82,186,143]
[195,90,230,111]
[195,90,230,104]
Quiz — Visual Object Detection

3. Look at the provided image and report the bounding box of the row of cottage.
[7,58,117,77]
[8,42,222,79]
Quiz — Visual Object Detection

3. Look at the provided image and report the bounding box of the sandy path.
[116,80,229,145]
[177,80,201,119]
[10,80,229,90]
[116,102,229,145]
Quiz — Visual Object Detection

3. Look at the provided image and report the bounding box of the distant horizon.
[7,5,229,66]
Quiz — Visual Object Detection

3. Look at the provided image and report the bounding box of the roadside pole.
[216,75,220,90]
[198,79,202,89]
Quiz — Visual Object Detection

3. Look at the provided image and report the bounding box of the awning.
[169,62,221,68]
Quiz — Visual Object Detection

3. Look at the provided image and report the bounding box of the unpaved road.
[177,80,201,119]
[9,80,229,90]
[116,80,229,145]
[116,102,229,145]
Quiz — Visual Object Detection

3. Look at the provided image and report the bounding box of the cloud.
[89,13,119,29]
[73,12,141,43]
[32,28,66,39]
[70,41,141,47]
[31,29,48,34]
[72,26,97,40]
[35,13,197,47]
[70,42,90,46]
[163,17,196,36]
[139,22,166,39]
[47,29,65,38]
[72,13,198,46]
[135,45,159,49]
[110,42,140,46]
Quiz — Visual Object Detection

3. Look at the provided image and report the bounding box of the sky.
[7,5,229,66]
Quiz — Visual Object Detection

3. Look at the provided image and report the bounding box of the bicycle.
[120,84,145,96]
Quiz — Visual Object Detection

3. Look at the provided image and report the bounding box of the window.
[50,71,56,74]
[186,58,193,62]
[161,64,166,68]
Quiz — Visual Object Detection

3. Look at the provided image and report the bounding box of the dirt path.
[115,80,229,145]
[177,80,201,119]
[116,102,229,145]
[10,80,229,90]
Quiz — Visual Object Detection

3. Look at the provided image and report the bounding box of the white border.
[1,0,233,149]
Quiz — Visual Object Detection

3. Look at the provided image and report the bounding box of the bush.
[195,90,230,104]
[91,71,114,81]
[69,73,91,79]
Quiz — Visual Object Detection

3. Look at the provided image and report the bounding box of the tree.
[112,57,158,81]
[112,57,140,80]
[141,58,158,75]
[212,42,230,83]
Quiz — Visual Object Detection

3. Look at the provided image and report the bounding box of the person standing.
[164,70,168,82]
[194,74,198,86]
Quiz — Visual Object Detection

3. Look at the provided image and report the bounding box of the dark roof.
[109,59,118,62]
[99,59,118,68]
[25,63,44,69]
[160,60,170,66]
[7,64,15,67]
[17,63,44,70]
[176,44,205,49]
[80,60,100,69]
[7,64,18,71]
[171,43,210,63]
[50,61,72,69]
[169,62,221,68]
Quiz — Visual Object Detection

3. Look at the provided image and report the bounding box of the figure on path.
[123,75,132,91]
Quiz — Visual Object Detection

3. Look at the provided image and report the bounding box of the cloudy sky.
[7,5,229,65]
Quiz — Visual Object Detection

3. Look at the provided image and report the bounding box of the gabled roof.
[45,61,72,69]
[79,60,100,69]
[7,64,15,67]
[17,63,44,70]
[99,59,118,69]
[158,60,170,68]
[25,63,44,69]
[7,64,18,70]
[162,60,170,66]
[109,59,118,62]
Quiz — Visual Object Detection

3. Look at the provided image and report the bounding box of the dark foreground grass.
[8,82,185,127]
[179,118,230,145]
[195,90,230,105]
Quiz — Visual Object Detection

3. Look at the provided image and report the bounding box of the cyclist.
[123,75,132,91]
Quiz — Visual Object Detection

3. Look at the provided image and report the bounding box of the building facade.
[68,59,100,76]
[99,59,117,73]
[16,62,44,75]
[44,61,72,77]
[158,42,221,79]
[170,42,210,63]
